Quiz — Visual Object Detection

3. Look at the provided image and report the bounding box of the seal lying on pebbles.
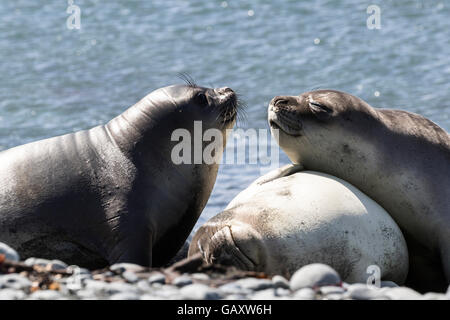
[0,82,239,268]
[268,90,449,292]
[189,166,409,284]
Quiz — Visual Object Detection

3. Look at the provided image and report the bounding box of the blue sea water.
[0,0,449,231]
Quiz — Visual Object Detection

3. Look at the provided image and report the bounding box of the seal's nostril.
[218,87,234,94]
[274,98,289,107]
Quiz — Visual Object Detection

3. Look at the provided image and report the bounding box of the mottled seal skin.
[189,166,409,284]
[0,84,237,269]
[268,90,450,292]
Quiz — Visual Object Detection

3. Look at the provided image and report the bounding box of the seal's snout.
[214,87,237,124]
[268,96,303,136]
[217,87,234,95]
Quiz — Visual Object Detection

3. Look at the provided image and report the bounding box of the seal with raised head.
[0,82,239,269]
[268,90,450,292]
[189,165,409,284]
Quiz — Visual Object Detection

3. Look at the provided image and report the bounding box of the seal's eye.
[308,101,332,121]
[194,92,208,106]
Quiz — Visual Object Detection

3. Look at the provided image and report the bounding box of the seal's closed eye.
[308,101,332,121]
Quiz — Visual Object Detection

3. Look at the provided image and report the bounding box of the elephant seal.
[189,165,409,284]
[268,90,450,292]
[0,82,239,269]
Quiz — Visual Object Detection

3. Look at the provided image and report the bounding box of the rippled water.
[0,0,449,231]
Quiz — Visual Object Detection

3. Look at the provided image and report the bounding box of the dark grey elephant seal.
[268,90,450,292]
[0,83,238,269]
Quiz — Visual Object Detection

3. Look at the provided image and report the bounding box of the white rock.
[319,285,345,295]
[180,283,222,300]
[290,264,341,291]
[0,274,32,290]
[148,273,166,285]
[250,288,277,300]
[292,288,316,300]
[0,288,27,300]
[344,283,387,300]
[109,292,140,300]
[384,287,423,300]
[28,290,62,300]
[173,275,193,287]
[0,242,20,261]
[110,263,145,274]
[231,277,273,291]
[272,275,290,289]
[122,271,138,283]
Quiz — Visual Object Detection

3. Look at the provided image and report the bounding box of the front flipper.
[252,163,304,186]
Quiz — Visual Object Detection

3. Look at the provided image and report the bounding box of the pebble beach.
[1,242,449,300]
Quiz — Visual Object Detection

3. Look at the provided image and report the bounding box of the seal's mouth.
[216,87,238,124]
[268,106,303,136]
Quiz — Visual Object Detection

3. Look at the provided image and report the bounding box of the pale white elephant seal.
[268,90,450,292]
[189,166,409,284]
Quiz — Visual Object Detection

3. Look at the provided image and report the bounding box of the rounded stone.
[232,277,273,291]
[292,287,316,300]
[148,273,166,285]
[28,290,63,300]
[344,284,386,300]
[0,274,32,290]
[272,275,290,289]
[250,288,277,300]
[384,287,423,300]
[0,242,20,261]
[109,292,140,300]
[290,264,341,291]
[122,271,139,283]
[173,275,193,287]
[180,283,222,300]
[109,263,145,274]
[319,286,345,296]
[0,288,27,300]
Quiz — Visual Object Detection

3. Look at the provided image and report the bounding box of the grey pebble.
[319,285,345,296]
[180,283,222,300]
[0,274,32,290]
[0,288,27,300]
[344,284,386,300]
[24,258,68,271]
[275,288,291,297]
[122,271,139,283]
[290,263,341,291]
[173,275,193,287]
[291,287,316,300]
[231,277,273,291]
[28,290,63,300]
[383,287,423,300]
[110,263,145,274]
[250,288,277,300]
[224,294,248,300]
[148,272,166,285]
[0,242,20,261]
[109,292,140,300]
[272,275,290,289]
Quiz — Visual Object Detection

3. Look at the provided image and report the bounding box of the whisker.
[177,72,197,88]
